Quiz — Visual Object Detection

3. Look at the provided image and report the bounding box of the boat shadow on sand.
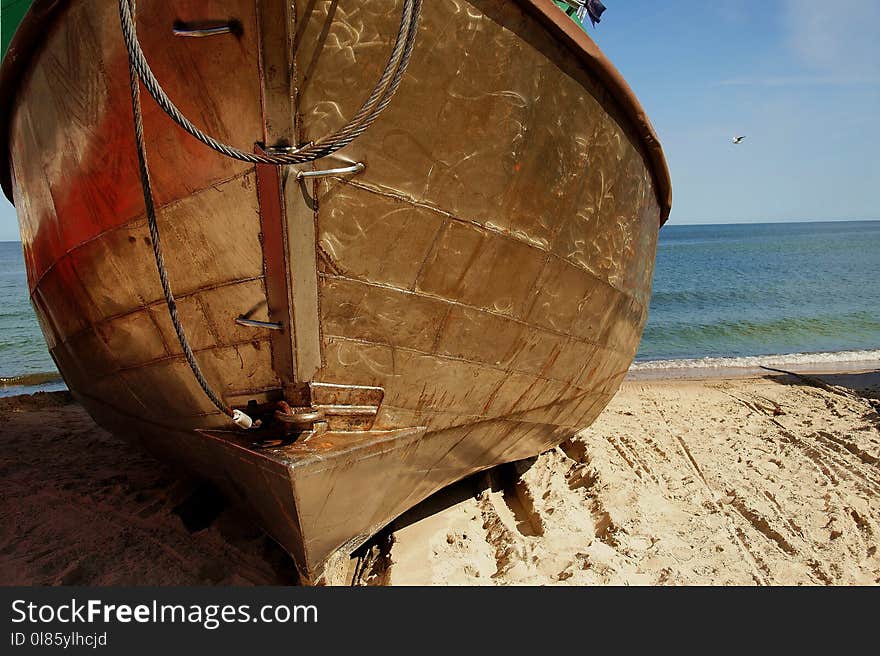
[0,392,298,586]
[0,390,541,586]
[761,368,880,436]
[762,368,880,402]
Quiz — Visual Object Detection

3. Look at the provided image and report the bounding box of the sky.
[592,0,880,224]
[0,0,878,237]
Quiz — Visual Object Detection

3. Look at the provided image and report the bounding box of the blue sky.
[594,0,880,224]
[0,0,877,237]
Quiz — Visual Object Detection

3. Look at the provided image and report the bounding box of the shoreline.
[3,364,879,401]
[4,349,879,396]
[627,359,880,381]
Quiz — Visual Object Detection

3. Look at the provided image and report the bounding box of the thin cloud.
[783,0,880,76]
[716,75,880,87]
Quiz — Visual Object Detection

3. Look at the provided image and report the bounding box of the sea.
[633,220,880,374]
[0,241,66,397]
[0,220,878,396]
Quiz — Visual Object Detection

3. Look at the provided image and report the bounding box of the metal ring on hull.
[172,22,239,38]
[118,0,423,164]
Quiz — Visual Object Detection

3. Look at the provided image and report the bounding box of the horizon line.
[1,217,879,243]
[664,217,879,227]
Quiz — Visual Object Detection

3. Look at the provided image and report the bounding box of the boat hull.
[2,0,669,581]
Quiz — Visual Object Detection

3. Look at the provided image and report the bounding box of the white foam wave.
[630,349,880,371]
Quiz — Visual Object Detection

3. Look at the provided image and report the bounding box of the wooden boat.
[0,0,671,583]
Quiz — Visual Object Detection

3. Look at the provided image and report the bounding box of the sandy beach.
[1,368,878,586]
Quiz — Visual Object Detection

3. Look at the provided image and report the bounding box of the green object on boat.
[2,0,33,58]
[553,0,588,30]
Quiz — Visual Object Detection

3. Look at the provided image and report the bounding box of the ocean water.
[0,220,878,396]
[0,241,65,397]
[635,220,880,369]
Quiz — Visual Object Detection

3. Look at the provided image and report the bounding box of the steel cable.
[119,0,422,164]
[125,39,236,421]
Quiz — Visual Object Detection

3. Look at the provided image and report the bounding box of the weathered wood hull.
[2,0,670,582]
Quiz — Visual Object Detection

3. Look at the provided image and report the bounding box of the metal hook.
[173,21,239,38]
[235,317,283,331]
[296,162,366,180]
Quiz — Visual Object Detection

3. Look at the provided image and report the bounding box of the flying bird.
[732,136,746,145]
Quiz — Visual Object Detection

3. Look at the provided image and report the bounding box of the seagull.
[732,136,746,145]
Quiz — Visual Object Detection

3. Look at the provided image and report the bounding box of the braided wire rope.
[119,0,422,164]
[124,39,234,419]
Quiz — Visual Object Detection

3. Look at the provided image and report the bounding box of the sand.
[2,370,879,586]
[0,393,297,585]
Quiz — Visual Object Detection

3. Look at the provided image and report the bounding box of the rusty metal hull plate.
[3,0,667,581]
